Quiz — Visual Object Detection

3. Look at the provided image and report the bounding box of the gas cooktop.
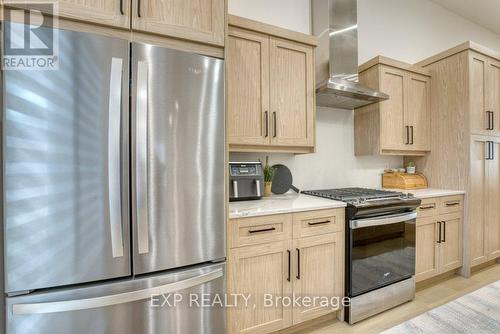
[302,187,414,205]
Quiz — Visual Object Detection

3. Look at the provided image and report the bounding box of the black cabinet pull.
[437,221,441,243]
[273,112,277,138]
[119,0,124,14]
[296,248,300,280]
[487,141,495,160]
[410,126,414,145]
[308,220,331,226]
[137,0,142,17]
[248,227,276,234]
[264,111,269,137]
[487,111,495,130]
[420,205,435,210]
[405,126,410,144]
[442,221,446,243]
[445,202,460,207]
[287,250,291,282]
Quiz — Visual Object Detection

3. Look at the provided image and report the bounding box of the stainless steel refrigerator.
[2,23,226,334]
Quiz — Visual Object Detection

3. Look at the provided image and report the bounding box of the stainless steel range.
[302,188,421,324]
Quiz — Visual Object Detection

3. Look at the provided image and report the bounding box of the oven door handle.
[350,212,417,229]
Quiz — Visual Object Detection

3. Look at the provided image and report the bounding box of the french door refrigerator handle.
[350,212,417,229]
[136,60,150,254]
[12,268,223,315]
[108,57,124,258]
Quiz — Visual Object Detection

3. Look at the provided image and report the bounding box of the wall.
[228,0,500,190]
[358,0,500,64]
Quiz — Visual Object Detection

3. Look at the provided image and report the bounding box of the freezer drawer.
[6,262,226,334]
[2,23,131,293]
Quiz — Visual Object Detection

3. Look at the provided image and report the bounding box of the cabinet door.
[406,73,430,151]
[132,0,225,46]
[415,218,439,282]
[470,53,489,135]
[487,58,500,136]
[440,213,463,272]
[228,241,292,334]
[8,0,130,28]
[487,140,500,260]
[227,28,270,146]
[379,66,407,150]
[470,138,488,266]
[292,234,343,325]
[270,38,314,147]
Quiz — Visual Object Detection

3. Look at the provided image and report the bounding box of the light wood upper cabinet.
[227,15,317,154]
[355,56,431,156]
[470,53,489,135]
[415,196,464,283]
[487,58,500,136]
[226,27,270,146]
[470,53,500,136]
[407,74,431,151]
[292,233,342,325]
[6,0,131,28]
[228,241,292,334]
[131,0,225,46]
[379,66,406,151]
[270,38,314,148]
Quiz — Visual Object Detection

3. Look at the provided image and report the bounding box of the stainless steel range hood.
[312,0,389,109]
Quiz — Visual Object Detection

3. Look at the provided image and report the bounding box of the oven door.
[348,212,416,297]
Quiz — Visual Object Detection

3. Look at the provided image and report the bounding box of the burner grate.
[302,187,404,201]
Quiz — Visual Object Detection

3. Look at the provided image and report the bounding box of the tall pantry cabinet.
[411,42,500,275]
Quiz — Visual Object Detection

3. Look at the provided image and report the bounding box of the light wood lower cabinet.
[292,233,343,324]
[440,213,463,272]
[469,137,500,266]
[228,241,292,334]
[415,196,464,282]
[415,217,439,281]
[228,209,344,334]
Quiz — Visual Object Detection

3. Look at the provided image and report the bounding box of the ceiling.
[430,0,500,35]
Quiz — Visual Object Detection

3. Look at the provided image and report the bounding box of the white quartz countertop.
[384,188,466,199]
[229,194,346,219]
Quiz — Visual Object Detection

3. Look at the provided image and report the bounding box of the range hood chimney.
[311,0,389,109]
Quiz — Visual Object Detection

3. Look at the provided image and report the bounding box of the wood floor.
[292,263,500,334]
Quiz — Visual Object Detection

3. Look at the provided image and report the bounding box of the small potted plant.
[406,161,416,174]
[262,156,275,197]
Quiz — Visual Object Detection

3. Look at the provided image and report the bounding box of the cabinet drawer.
[229,214,292,248]
[439,195,464,215]
[417,198,439,218]
[293,209,344,239]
